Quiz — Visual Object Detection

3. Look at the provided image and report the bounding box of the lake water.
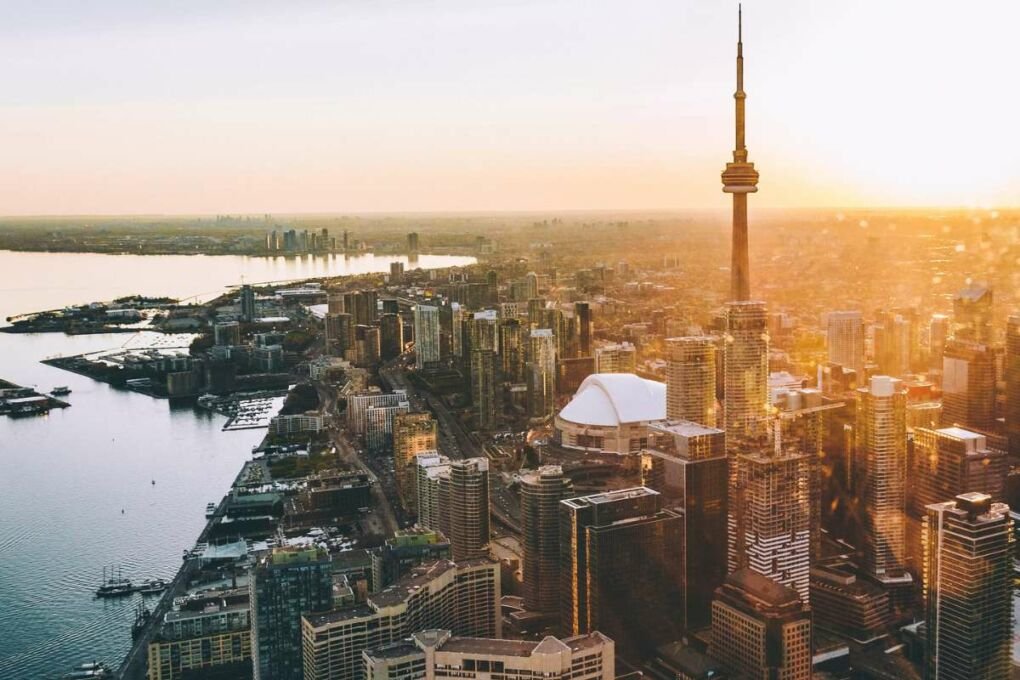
[0,249,474,678]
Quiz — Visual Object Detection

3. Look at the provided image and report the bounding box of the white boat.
[51,386,72,396]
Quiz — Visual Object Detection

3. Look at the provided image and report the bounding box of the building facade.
[710,570,812,680]
[392,413,438,512]
[301,560,501,680]
[666,337,718,427]
[559,487,683,659]
[251,547,334,680]
[855,376,909,581]
[923,493,1012,680]
[520,466,571,614]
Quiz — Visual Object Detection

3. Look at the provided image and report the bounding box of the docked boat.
[138,578,168,595]
[51,386,72,396]
[95,566,133,598]
[61,662,111,679]
[205,502,217,519]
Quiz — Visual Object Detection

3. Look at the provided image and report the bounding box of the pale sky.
[1,0,1018,215]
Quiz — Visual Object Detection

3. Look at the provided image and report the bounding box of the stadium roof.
[558,373,665,426]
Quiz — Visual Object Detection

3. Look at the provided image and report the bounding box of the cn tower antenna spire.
[721,3,759,302]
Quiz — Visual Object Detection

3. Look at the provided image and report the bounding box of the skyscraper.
[414,304,441,369]
[952,283,993,344]
[239,284,257,323]
[575,301,593,357]
[527,328,557,420]
[593,342,637,374]
[855,376,909,582]
[941,338,996,433]
[826,310,865,377]
[499,317,526,383]
[929,313,950,373]
[729,434,812,603]
[520,465,571,615]
[435,458,490,561]
[471,348,498,430]
[665,336,718,427]
[721,5,759,302]
[643,421,728,632]
[325,312,354,358]
[723,301,769,443]
[874,310,914,377]
[710,570,812,680]
[910,426,1007,519]
[392,412,438,512]
[251,547,333,680]
[924,493,1012,680]
[379,312,403,361]
[1006,315,1020,459]
[559,487,683,659]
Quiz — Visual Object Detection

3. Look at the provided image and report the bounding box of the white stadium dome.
[555,373,666,455]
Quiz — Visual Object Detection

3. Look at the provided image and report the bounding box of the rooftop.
[557,373,665,426]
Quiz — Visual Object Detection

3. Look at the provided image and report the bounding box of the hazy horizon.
[2,0,1019,215]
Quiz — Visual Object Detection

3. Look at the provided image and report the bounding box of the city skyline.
[2,0,1019,215]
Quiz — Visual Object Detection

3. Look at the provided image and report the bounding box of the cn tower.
[721,4,759,302]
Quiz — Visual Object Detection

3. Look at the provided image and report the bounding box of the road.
[315,378,400,535]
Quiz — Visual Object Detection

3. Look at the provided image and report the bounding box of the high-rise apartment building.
[527,329,557,420]
[415,452,450,532]
[327,294,345,315]
[723,300,769,445]
[923,493,1012,680]
[239,284,257,323]
[380,313,404,361]
[364,629,614,680]
[826,310,865,377]
[929,313,950,373]
[1007,315,1020,459]
[952,284,993,344]
[710,570,812,680]
[392,413,438,512]
[442,459,491,561]
[910,427,1007,519]
[251,547,333,680]
[499,318,526,384]
[729,438,812,604]
[302,559,501,680]
[575,302,593,357]
[855,376,909,582]
[407,232,420,253]
[520,466,571,615]
[559,487,683,659]
[665,336,718,427]
[593,342,636,374]
[471,348,498,430]
[325,312,355,358]
[147,593,252,680]
[873,310,914,377]
[941,338,996,432]
[414,304,442,369]
[642,421,727,632]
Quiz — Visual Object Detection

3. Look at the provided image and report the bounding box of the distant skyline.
[2,0,1018,215]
